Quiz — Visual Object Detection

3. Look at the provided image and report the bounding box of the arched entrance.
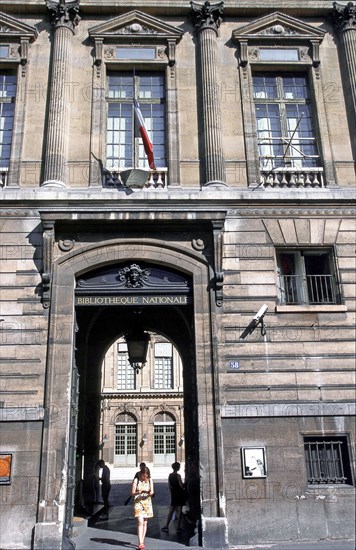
[34,239,225,548]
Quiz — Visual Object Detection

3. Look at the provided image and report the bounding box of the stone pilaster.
[43,0,80,187]
[331,2,356,155]
[191,1,226,186]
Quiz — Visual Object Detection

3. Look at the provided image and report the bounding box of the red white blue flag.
[134,98,156,170]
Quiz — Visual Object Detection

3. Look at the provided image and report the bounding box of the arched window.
[153,412,176,466]
[114,413,137,467]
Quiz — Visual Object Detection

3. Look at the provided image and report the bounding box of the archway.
[35,239,223,547]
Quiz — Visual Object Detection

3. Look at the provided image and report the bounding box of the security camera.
[254,304,268,322]
[239,304,268,340]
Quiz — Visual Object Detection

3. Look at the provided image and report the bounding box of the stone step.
[71,516,88,539]
[109,465,174,481]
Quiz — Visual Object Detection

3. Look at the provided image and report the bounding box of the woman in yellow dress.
[131,465,154,550]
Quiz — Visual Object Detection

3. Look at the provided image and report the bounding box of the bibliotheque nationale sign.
[75,295,191,306]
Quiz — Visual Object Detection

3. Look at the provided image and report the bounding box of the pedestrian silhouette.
[161,462,186,533]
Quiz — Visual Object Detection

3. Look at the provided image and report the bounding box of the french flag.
[134,98,156,170]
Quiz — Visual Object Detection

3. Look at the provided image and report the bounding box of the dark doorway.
[72,301,199,525]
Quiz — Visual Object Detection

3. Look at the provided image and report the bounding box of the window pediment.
[89,11,183,68]
[232,12,325,42]
[89,10,183,44]
[0,11,38,65]
[0,11,38,40]
[232,12,325,67]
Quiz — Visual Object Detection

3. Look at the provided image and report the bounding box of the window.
[253,73,319,171]
[154,412,176,465]
[106,71,165,170]
[114,413,137,466]
[154,342,173,389]
[304,436,353,485]
[277,248,339,305]
[0,71,16,171]
[117,342,135,390]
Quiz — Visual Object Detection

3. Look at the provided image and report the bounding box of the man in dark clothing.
[97,459,111,519]
[161,462,186,533]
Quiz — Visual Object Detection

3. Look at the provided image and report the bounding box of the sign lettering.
[75,295,190,306]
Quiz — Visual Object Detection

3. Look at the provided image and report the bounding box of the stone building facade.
[0,1,355,549]
[99,334,185,470]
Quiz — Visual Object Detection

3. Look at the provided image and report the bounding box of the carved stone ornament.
[248,48,259,61]
[212,219,225,307]
[258,25,298,36]
[332,1,356,33]
[46,0,80,33]
[9,45,20,59]
[58,238,75,252]
[116,24,158,35]
[192,238,206,251]
[190,1,224,34]
[119,264,150,288]
[157,47,167,60]
[76,263,191,295]
[104,46,115,60]
[300,47,311,62]
[42,221,55,308]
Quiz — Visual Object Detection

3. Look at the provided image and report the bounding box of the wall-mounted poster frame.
[0,453,13,484]
[241,447,267,478]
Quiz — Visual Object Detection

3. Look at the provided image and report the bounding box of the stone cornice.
[222,401,355,417]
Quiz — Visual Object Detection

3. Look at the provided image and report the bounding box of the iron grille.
[304,437,352,484]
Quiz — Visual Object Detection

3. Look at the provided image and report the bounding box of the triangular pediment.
[0,11,38,41]
[89,10,183,42]
[233,12,325,42]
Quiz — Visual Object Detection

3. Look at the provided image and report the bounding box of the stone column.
[191,1,226,186]
[42,0,80,187]
[331,2,356,156]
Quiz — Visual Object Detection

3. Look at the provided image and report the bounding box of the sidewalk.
[72,482,355,550]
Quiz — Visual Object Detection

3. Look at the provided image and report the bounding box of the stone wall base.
[202,516,228,548]
[33,522,62,550]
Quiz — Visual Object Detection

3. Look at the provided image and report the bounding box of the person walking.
[161,461,186,533]
[132,464,154,550]
[125,462,146,506]
[97,459,111,520]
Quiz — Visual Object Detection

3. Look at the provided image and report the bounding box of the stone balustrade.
[260,167,325,188]
[103,168,168,189]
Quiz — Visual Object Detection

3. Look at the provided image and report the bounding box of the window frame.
[106,70,166,171]
[114,412,137,466]
[303,434,354,486]
[0,69,17,173]
[116,342,136,391]
[153,412,176,464]
[276,246,341,306]
[0,14,37,187]
[88,12,183,188]
[232,12,336,188]
[252,72,321,171]
[154,341,173,389]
